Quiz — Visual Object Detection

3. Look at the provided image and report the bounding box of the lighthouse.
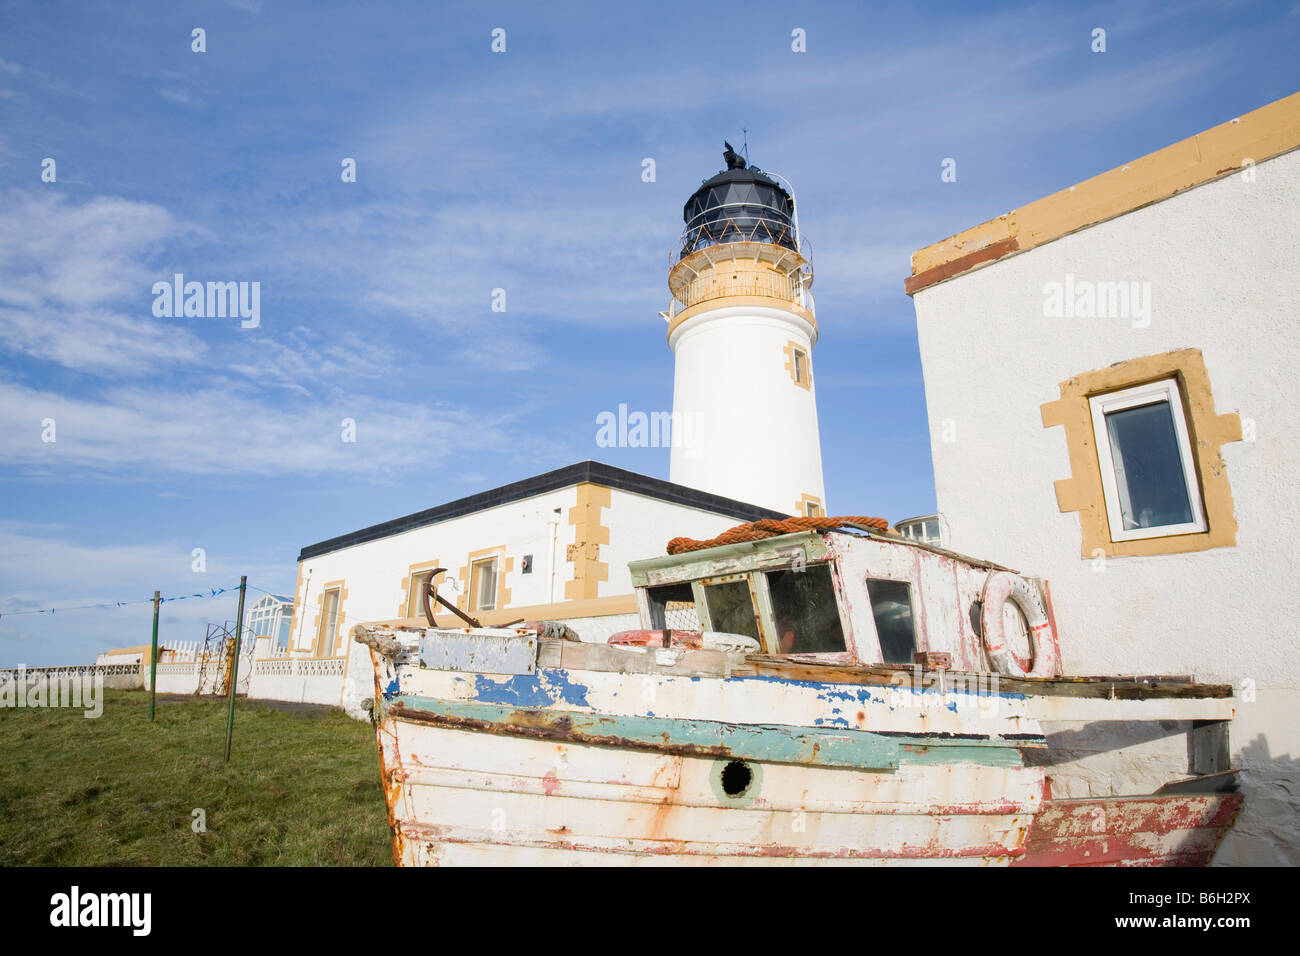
[665,145,827,516]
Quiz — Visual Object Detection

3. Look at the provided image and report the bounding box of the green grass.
[0,689,393,866]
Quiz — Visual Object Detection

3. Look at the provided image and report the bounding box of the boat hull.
[377,715,1044,866]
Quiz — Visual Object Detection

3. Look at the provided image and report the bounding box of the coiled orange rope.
[666,515,890,555]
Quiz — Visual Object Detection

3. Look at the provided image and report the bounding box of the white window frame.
[1089,378,1207,542]
[407,569,433,618]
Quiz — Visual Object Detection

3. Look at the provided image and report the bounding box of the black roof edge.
[296,461,786,562]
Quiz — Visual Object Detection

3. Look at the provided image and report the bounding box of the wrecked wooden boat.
[355,517,1241,866]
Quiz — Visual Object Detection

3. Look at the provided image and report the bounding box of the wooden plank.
[1027,695,1235,722]
[735,656,1234,702]
[1189,719,1231,775]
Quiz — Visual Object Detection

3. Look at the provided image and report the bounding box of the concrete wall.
[910,148,1300,864]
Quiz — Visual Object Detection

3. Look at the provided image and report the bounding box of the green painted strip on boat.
[386,694,1028,771]
[891,741,1026,767]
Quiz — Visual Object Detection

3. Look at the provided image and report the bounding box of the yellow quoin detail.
[565,483,611,601]
[784,340,812,390]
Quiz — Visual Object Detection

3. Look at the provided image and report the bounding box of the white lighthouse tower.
[665,145,827,516]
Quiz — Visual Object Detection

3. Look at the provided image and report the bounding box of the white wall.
[911,148,1300,864]
[602,487,762,598]
[669,305,826,514]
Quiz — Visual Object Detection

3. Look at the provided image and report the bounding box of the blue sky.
[1,0,1296,665]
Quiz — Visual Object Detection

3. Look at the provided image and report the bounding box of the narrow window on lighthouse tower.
[793,349,807,384]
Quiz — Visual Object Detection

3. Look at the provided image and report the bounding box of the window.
[865,579,916,664]
[1089,379,1206,541]
[407,569,434,618]
[766,564,846,655]
[895,516,941,546]
[1041,349,1240,558]
[471,557,498,611]
[798,494,823,517]
[702,580,760,641]
[784,341,812,390]
[646,582,700,630]
[316,588,340,657]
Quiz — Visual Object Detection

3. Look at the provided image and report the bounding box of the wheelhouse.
[628,528,1045,672]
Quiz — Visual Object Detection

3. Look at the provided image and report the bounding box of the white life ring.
[980,572,1057,678]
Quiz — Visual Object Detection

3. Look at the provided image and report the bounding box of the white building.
[906,92,1299,864]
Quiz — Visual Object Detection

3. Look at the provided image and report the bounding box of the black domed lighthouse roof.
[679,144,798,259]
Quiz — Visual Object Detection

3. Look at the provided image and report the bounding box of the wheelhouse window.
[865,579,916,664]
[766,564,846,655]
[471,557,499,611]
[701,580,760,641]
[646,582,700,630]
[1089,379,1206,541]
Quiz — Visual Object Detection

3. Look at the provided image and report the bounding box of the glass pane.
[475,560,498,610]
[703,581,759,640]
[767,564,846,654]
[408,571,430,617]
[646,583,699,630]
[321,590,339,652]
[924,520,939,541]
[1105,401,1194,530]
[865,579,916,664]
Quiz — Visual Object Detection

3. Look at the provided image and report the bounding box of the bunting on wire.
[0,586,238,620]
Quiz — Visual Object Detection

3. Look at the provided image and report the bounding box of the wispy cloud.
[0,190,206,374]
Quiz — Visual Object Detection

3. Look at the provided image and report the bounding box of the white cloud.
[0,190,207,373]
[156,87,195,107]
[0,378,523,477]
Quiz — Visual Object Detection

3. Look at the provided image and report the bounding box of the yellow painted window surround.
[1041,349,1241,558]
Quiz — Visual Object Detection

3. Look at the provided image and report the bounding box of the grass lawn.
[0,689,393,866]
